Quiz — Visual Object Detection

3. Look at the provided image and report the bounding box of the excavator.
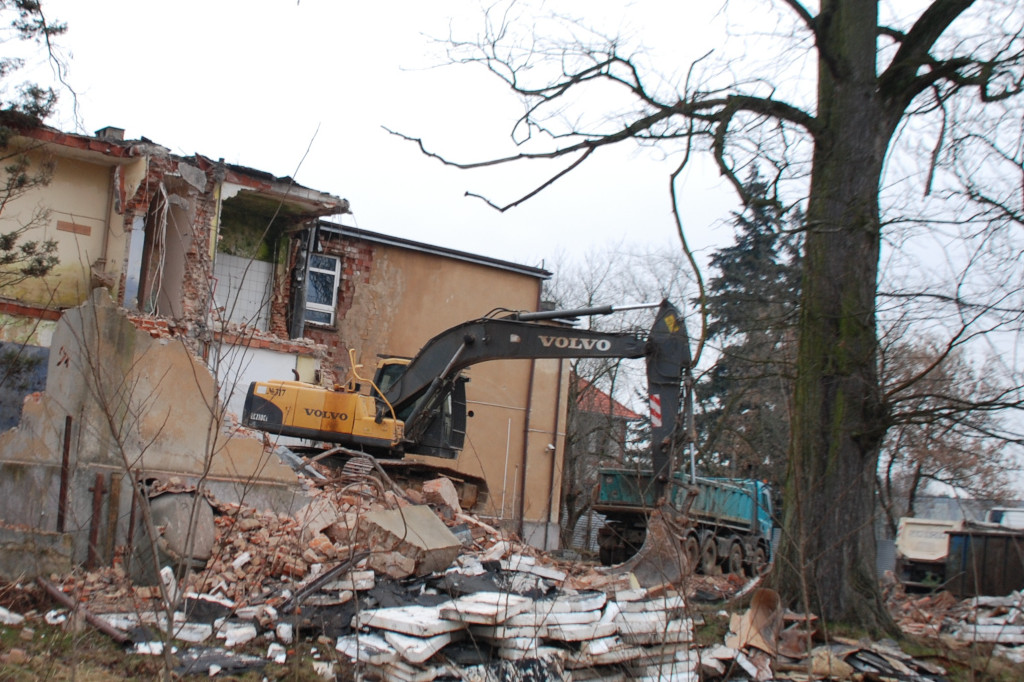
[242,300,696,583]
[243,300,688,464]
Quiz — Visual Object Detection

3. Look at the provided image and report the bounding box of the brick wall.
[118,155,217,331]
[270,231,375,382]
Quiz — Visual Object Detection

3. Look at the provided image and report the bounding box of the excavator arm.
[382,300,690,477]
[243,300,690,473]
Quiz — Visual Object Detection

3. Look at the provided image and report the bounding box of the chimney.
[94,126,125,141]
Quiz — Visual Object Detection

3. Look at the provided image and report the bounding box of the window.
[305,254,340,325]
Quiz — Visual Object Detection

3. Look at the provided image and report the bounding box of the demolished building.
[0,122,566,576]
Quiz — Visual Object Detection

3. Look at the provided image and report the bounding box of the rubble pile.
[338,582,699,681]
[3,462,1019,679]
[947,592,1024,647]
[11,462,761,679]
[887,576,1024,648]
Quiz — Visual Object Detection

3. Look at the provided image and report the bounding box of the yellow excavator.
[243,300,688,465]
[242,300,696,583]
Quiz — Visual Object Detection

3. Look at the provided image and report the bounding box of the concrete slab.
[535,591,606,613]
[501,554,568,581]
[358,505,460,577]
[498,645,566,661]
[440,592,533,625]
[580,636,629,657]
[171,622,214,643]
[546,621,618,642]
[0,526,72,580]
[567,643,644,668]
[611,588,648,602]
[618,618,693,645]
[354,604,464,638]
[323,570,374,592]
[614,610,668,633]
[633,667,698,682]
[365,660,448,682]
[617,593,685,612]
[490,636,539,651]
[335,632,399,665]
[383,629,461,665]
[470,624,545,640]
[504,608,601,627]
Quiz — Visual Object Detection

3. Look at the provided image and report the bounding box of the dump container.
[944,527,1024,598]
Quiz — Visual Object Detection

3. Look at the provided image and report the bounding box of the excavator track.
[283,445,490,513]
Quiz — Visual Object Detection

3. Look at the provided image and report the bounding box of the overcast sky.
[30,0,741,275]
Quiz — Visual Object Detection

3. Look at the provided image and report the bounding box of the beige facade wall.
[0,147,141,309]
[331,243,566,535]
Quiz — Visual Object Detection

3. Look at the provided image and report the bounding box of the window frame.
[304,253,341,326]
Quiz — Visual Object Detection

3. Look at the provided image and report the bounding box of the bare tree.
[542,244,693,551]
[877,335,1019,533]
[392,0,1024,628]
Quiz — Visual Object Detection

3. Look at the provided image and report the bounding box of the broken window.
[304,254,340,326]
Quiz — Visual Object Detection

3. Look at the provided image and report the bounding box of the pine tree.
[0,0,67,291]
[697,175,801,487]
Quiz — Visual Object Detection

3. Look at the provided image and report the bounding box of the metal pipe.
[37,578,129,644]
[87,473,105,570]
[512,301,659,322]
[543,357,566,550]
[517,357,537,538]
[104,471,120,564]
[57,416,72,532]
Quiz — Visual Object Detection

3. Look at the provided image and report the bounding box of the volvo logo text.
[304,408,350,421]
[538,336,612,351]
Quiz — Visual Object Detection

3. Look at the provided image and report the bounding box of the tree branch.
[778,0,817,37]
[879,0,976,107]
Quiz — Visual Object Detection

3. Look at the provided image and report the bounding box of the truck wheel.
[699,537,718,575]
[683,535,700,571]
[748,546,768,576]
[726,542,745,575]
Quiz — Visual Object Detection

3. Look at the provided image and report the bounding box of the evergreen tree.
[697,176,801,487]
[0,0,67,291]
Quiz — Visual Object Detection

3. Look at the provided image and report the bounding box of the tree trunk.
[774,0,898,631]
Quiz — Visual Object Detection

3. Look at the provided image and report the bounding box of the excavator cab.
[373,358,468,459]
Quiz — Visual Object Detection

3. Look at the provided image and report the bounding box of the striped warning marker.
[650,394,662,428]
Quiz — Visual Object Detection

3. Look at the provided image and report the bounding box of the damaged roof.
[6,121,349,218]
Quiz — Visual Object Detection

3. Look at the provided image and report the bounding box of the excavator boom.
[243,300,690,469]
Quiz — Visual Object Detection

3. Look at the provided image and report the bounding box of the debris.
[440,592,534,625]
[0,604,25,625]
[8,462,996,681]
[421,477,462,516]
[267,641,287,664]
[358,505,461,577]
[355,604,467,638]
[175,646,266,677]
[725,588,782,655]
[36,577,130,644]
[220,622,258,647]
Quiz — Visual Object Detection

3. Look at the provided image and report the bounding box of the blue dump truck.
[593,468,775,576]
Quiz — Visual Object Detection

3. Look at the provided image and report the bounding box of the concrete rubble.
[886,577,1024,663]
[0,460,1015,679]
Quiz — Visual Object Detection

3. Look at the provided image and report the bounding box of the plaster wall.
[213,342,307,421]
[0,150,143,305]
[0,290,303,564]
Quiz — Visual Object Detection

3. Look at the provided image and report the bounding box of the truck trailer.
[593,467,775,575]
